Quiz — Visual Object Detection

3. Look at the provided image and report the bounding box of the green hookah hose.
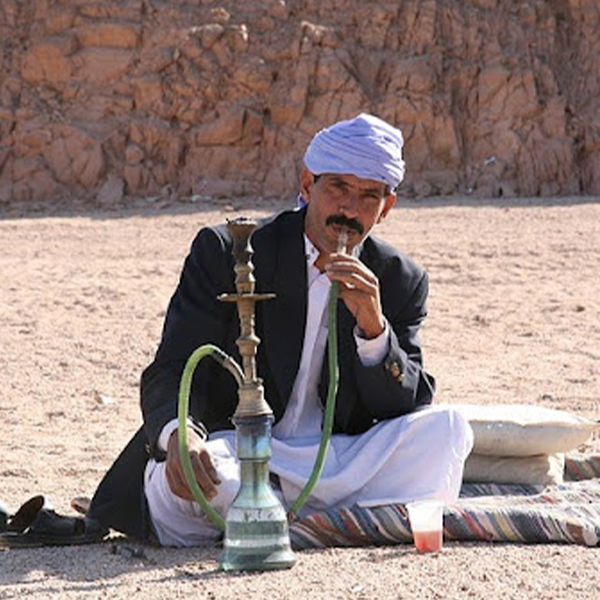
[287,280,340,520]
[176,284,341,529]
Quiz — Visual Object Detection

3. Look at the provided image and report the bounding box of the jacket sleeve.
[140,225,239,452]
[329,247,436,433]
[355,267,435,417]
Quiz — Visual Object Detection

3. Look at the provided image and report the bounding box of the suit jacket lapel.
[255,210,307,409]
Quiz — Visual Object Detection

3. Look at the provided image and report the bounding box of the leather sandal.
[0,495,45,533]
[0,496,108,548]
[0,500,9,531]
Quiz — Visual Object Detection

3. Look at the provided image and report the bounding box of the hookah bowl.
[218,218,296,572]
[219,413,296,571]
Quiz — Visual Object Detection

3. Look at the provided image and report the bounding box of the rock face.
[1,0,600,204]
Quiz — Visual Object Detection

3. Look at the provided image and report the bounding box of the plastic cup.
[406,499,444,553]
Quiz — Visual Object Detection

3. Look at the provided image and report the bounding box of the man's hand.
[165,429,221,501]
[324,253,385,339]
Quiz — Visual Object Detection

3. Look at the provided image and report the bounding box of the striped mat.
[289,453,600,549]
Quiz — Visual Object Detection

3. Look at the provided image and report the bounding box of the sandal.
[2,495,45,533]
[0,500,8,531]
[0,496,108,548]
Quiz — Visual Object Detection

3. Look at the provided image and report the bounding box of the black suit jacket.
[89,207,435,539]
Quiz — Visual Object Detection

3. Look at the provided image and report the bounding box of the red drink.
[413,529,443,553]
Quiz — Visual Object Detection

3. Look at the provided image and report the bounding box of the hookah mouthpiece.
[337,226,349,254]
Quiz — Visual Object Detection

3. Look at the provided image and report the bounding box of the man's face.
[300,169,396,255]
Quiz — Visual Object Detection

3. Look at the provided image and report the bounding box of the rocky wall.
[1,0,600,205]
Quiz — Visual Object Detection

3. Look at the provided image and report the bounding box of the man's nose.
[337,189,360,216]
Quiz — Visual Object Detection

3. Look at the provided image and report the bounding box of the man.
[89,114,473,545]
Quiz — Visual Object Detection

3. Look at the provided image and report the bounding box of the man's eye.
[362,192,381,201]
[328,181,347,195]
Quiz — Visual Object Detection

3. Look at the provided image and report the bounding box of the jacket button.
[388,361,403,381]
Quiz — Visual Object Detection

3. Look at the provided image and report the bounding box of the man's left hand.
[324,253,385,339]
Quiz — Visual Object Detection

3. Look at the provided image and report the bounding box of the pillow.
[454,404,599,457]
[463,453,564,486]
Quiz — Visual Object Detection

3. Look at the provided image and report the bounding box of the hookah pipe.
[176,218,348,571]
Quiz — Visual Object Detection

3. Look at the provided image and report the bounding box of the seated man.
[89,113,473,545]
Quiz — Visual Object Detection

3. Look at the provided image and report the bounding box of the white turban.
[303,113,405,190]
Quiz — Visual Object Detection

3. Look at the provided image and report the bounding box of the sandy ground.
[0,196,599,599]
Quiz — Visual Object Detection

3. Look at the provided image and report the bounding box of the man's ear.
[377,192,397,222]
[299,168,315,202]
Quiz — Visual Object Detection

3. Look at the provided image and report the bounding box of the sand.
[0,196,599,599]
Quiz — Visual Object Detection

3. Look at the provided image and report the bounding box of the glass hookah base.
[219,506,296,572]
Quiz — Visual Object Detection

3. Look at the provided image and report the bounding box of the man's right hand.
[165,429,221,501]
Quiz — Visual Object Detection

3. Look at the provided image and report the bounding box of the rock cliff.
[1,0,600,204]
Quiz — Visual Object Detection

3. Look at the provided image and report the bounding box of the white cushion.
[463,453,564,485]
[454,404,598,457]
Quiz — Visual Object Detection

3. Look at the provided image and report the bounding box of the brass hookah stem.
[230,220,259,382]
[219,218,275,419]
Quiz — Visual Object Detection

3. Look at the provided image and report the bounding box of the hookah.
[177,217,348,572]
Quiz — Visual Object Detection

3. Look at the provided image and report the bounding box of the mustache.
[325,215,364,235]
